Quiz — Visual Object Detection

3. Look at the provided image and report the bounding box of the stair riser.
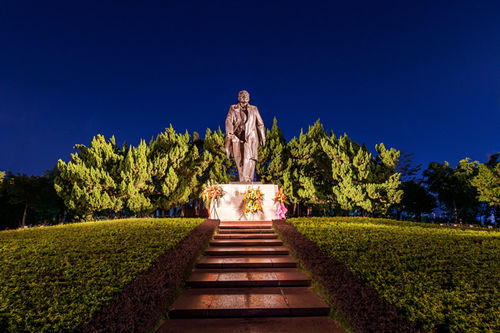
[169,308,329,318]
[219,226,273,230]
[214,235,278,239]
[206,250,289,256]
[210,241,283,246]
[187,281,310,288]
[197,262,297,269]
[218,230,275,234]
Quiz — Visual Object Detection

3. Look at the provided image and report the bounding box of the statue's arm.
[225,107,234,139]
[255,107,266,146]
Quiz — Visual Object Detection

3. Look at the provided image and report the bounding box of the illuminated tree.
[148,125,201,214]
[321,135,402,216]
[55,135,125,220]
[472,153,500,220]
[119,140,154,216]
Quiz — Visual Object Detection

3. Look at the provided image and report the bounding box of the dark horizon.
[1,1,499,176]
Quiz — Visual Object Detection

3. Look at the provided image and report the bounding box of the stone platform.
[210,183,278,221]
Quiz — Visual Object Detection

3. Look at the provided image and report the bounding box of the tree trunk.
[21,202,28,228]
[194,199,199,217]
[416,211,422,222]
[181,205,185,218]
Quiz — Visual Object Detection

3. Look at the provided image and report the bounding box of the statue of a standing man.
[225,90,266,182]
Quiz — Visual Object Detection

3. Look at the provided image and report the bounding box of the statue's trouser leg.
[232,141,244,181]
[242,158,256,182]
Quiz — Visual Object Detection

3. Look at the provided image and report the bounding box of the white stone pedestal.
[210,183,278,221]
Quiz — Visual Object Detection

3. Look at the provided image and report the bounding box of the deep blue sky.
[1,1,499,176]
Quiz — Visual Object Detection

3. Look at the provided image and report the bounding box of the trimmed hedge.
[278,217,500,332]
[0,218,215,332]
[273,219,415,332]
[83,218,217,332]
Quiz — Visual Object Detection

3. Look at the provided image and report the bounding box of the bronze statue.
[225,90,266,182]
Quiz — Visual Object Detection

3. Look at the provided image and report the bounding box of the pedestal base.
[211,184,278,221]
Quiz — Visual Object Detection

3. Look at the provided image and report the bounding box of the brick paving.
[158,221,343,332]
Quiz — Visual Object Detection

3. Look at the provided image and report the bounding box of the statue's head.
[238,90,250,105]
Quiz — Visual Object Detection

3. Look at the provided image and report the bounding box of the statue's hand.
[260,139,266,146]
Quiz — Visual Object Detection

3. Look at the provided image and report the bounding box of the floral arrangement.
[274,187,288,219]
[243,186,263,215]
[201,181,224,219]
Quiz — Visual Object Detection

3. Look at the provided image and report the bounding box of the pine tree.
[256,117,288,187]
[119,140,154,216]
[321,136,402,216]
[322,134,371,213]
[54,135,125,220]
[148,125,201,213]
[201,127,235,185]
[472,155,500,212]
[368,143,403,215]
[287,120,332,215]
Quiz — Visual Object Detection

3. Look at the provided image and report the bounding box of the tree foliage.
[424,159,480,223]
[55,135,125,220]
[321,136,402,215]
[472,154,500,208]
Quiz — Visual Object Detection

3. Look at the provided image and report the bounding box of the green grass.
[288,217,500,332]
[0,218,203,332]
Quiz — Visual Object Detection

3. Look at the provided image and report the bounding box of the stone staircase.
[159,221,341,332]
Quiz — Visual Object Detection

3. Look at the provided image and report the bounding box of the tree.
[2,172,39,227]
[119,140,154,216]
[321,135,402,216]
[399,180,437,221]
[397,151,422,182]
[424,159,480,223]
[200,127,235,185]
[471,153,500,220]
[369,143,403,215]
[256,117,289,187]
[0,171,5,183]
[0,171,64,228]
[287,120,332,215]
[55,135,125,220]
[148,125,201,215]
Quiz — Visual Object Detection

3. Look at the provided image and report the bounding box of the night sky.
[1,1,499,176]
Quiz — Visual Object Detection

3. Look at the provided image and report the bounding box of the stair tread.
[169,287,329,318]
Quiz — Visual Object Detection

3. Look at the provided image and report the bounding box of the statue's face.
[238,92,250,105]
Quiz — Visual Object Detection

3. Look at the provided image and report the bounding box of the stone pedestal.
[211,183,278,221]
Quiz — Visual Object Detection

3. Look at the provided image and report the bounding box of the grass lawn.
[288,217,500,332]
[0,218,202,332]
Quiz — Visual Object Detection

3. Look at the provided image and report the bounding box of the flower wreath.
[243,186,263,215]
[201,181,224,219]
[274,187,288,219]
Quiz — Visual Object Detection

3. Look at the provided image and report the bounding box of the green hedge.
[0,218,203,332]
[288,217,500,332]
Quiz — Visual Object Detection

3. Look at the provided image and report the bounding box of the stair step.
[214,234,278,239]
[218,229,275,234]
[210,239,282,246]
[219,222,272,227]
[187,269,310,287]
[160,317,343,333]
[219,224,272,229]
[197,256,297,268]
[169,287,330,318]
[205,246,289,256]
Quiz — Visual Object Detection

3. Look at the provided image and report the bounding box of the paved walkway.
[158,221,342,332]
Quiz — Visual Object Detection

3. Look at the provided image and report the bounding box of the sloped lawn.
[287,217,500,332]
[0,218,202,332]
